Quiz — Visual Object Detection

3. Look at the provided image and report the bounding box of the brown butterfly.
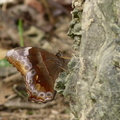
[6,47,68,103]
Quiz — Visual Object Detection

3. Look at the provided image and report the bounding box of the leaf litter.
[0,0,73,120]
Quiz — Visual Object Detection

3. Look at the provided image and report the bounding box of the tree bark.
[56,0,120,120]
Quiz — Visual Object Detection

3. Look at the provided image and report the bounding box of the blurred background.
[0,0,73,119]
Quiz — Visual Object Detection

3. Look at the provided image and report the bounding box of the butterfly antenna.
[60,67,68,72]
[60,56,71,60]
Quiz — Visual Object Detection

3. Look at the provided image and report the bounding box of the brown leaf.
[24,0,45,14]
[0,82,16,105]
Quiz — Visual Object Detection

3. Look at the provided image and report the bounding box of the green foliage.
[0,59,10,67]
[26,111,34,115]
[18,19,24,47]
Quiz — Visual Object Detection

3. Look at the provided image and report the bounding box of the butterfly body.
[6,47,68,103]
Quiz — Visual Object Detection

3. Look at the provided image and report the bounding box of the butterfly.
[6,47,68,103]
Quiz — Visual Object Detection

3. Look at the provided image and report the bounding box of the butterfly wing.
[6,47,65,103]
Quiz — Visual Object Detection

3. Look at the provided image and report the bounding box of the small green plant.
[0,59,10,67]
[18,19,24,47]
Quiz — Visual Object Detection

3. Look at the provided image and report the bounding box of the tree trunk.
[56,0,120,120]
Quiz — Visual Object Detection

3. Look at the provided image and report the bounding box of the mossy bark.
[57,0,120,120]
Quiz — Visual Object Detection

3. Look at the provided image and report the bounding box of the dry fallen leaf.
[0,48,8,60]
[0,82,16,105]
[24,0,45,14]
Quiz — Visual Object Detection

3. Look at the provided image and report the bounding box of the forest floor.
[0,0,73,120]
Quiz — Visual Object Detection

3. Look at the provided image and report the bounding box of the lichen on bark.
[56,0,120,120]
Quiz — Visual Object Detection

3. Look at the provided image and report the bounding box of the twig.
[40,0,55,24]
[3,73,22,83]
[13,84,27,101]
[4,100,57,109]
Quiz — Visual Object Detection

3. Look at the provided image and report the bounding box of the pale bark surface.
[57,0,120,120]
